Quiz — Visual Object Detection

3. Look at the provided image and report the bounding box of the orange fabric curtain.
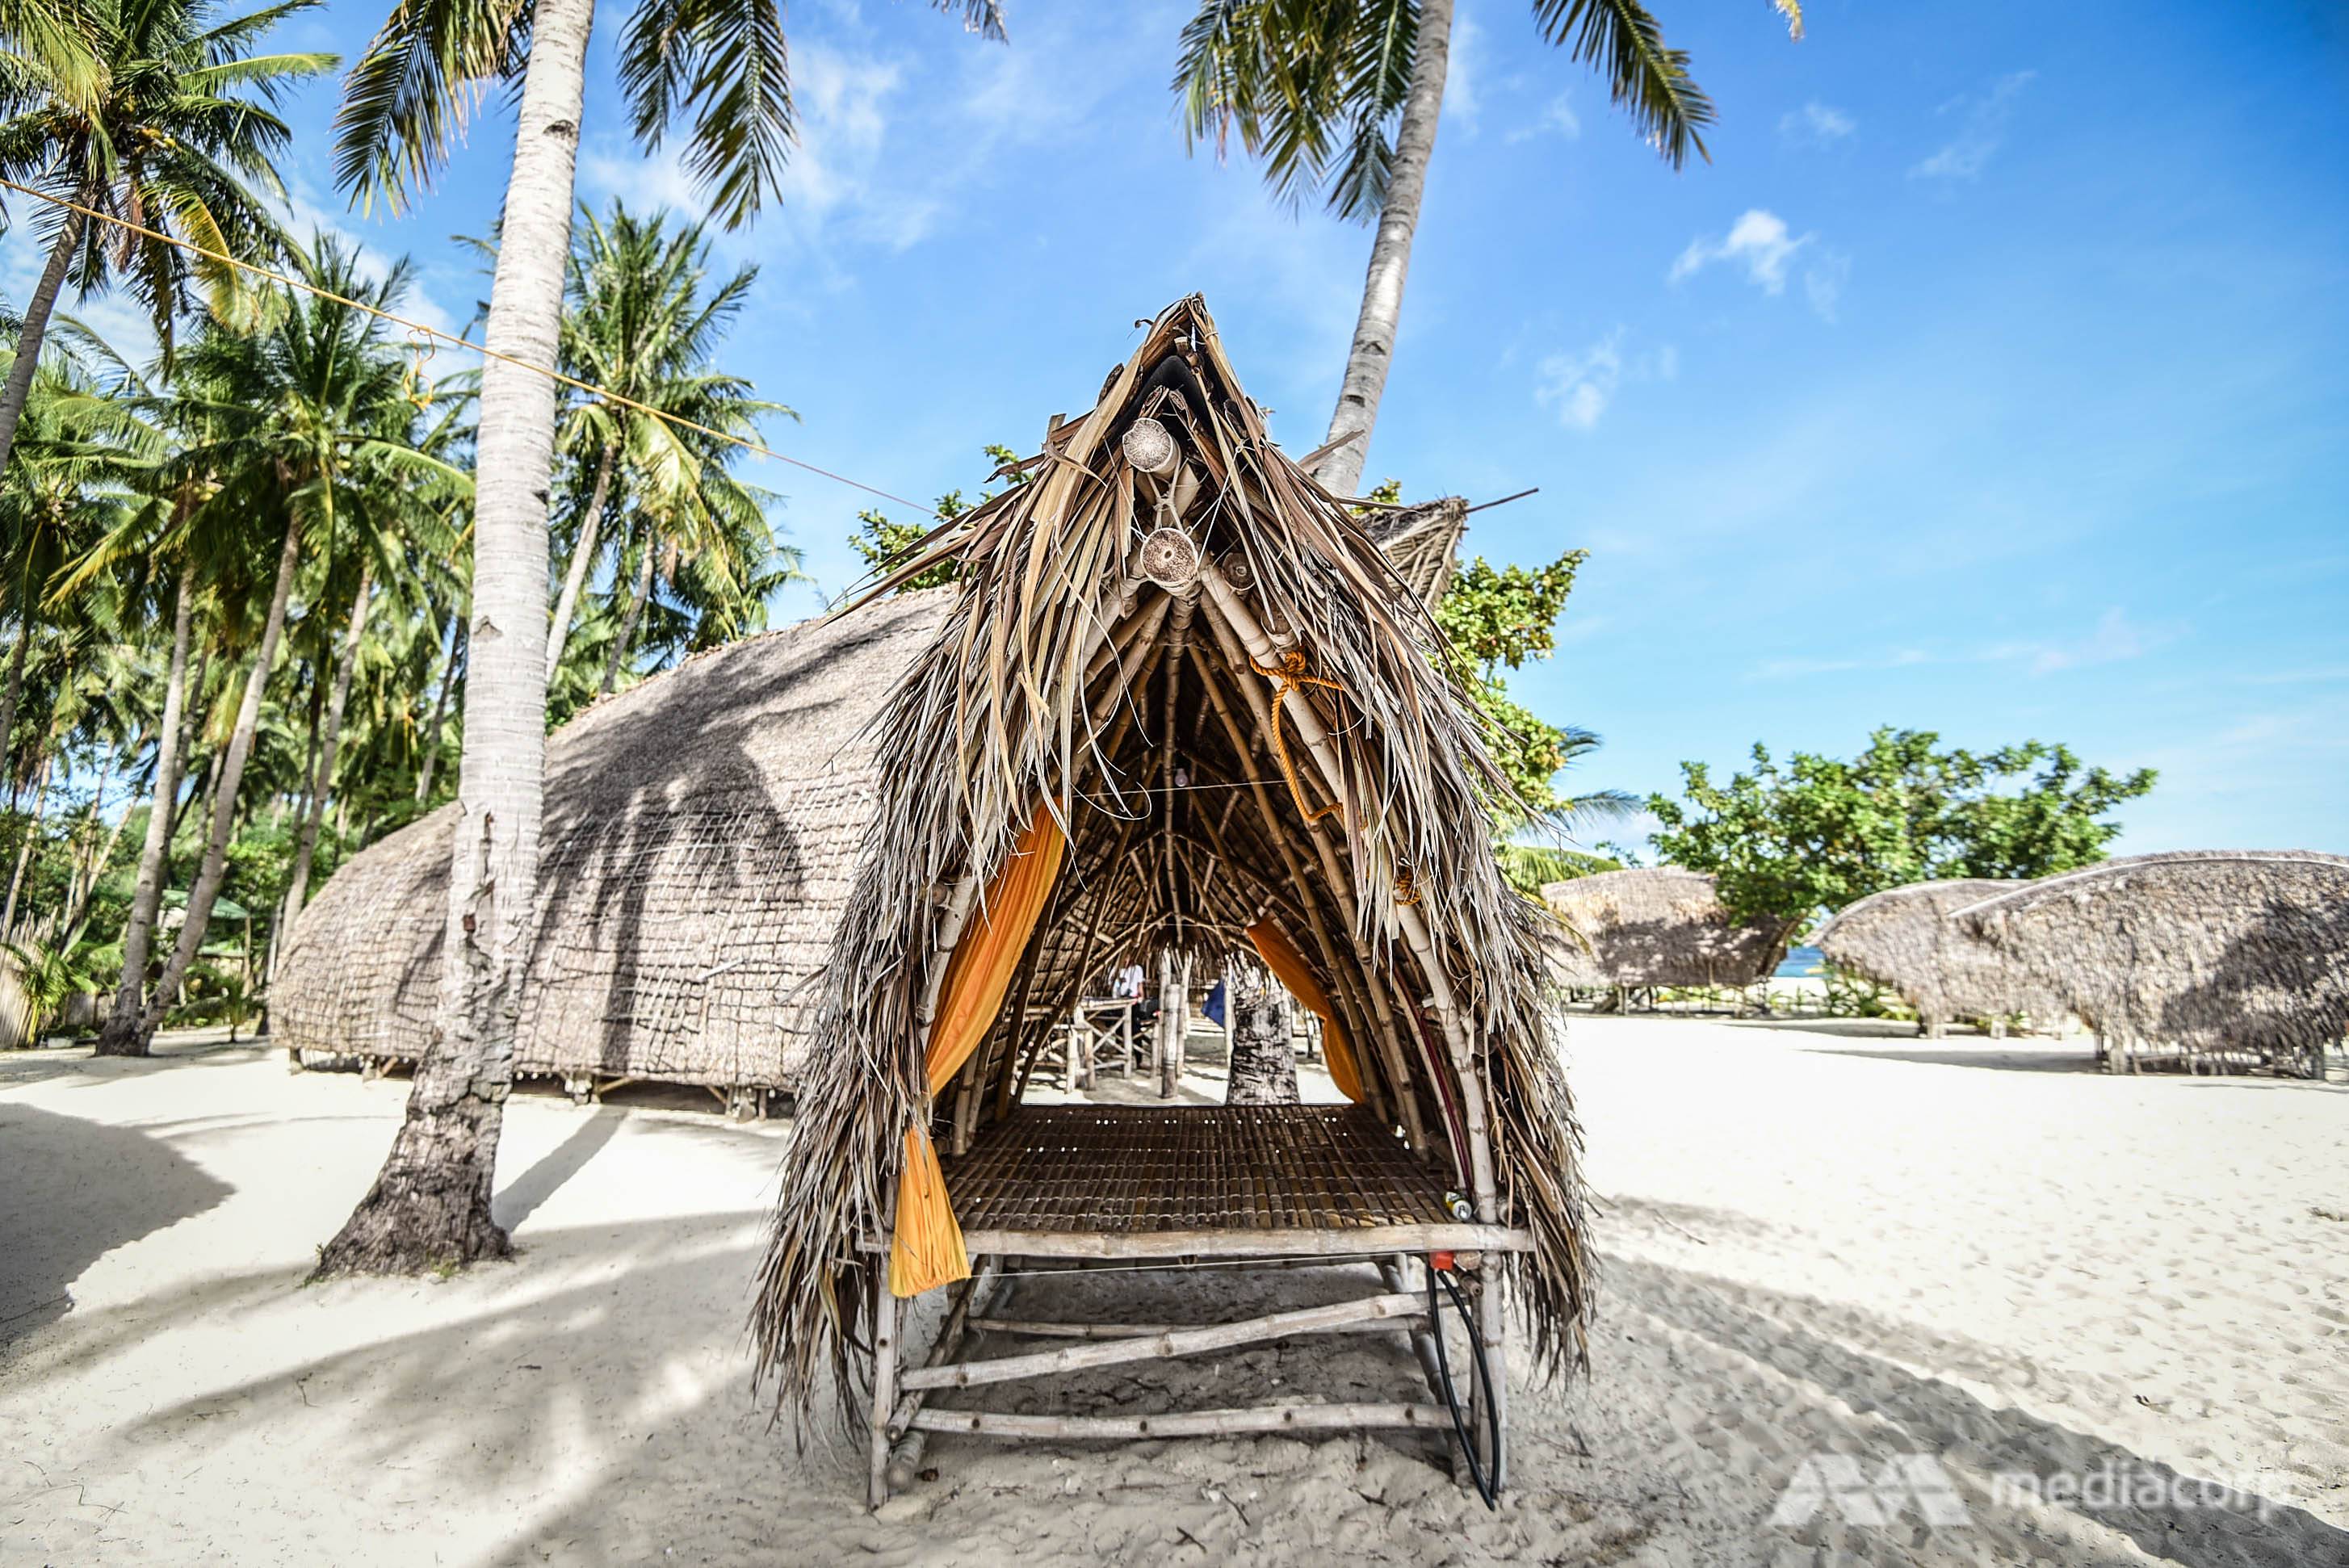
[891,804,1066,1297]
[1244,920,1364,1103]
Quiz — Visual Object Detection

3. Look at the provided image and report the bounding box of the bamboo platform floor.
[941,1104,1458,1236]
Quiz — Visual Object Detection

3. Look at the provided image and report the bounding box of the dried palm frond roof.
[1540,868,1792,989]
[273,589,950,1086]
[1957,851,2349,1060]
[1815,879,2066,1027]
[1361,497,1466,612]
[750,295,1592,1428]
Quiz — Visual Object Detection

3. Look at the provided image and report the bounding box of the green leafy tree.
[2,920,98,1040]
[849,442,1026,593]
[1410,512,1629,833]
[1647,727,2158,928]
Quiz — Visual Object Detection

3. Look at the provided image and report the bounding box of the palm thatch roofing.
[1814,878,2066,1031]
[1539,868,1791,990]
[1363,497,1466,611]
[1956,850,2349,1069]
[749,296,1592,1427]
[271,589,950,1088]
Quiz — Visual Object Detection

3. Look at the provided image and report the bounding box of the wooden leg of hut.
[1477,1265,1508,1492]
[869,1266,900,1510]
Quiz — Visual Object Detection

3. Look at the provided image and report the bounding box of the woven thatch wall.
[1540,868,1790,989]
[751,296,1592,1428]
[1815,878,2065,1032]
[272,589,950,1088]
[1958,851,2349,1068]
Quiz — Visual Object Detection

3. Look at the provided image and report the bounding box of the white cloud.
[1672,208,1804,293]
[1778,100,1855,146]
[1911,70,2034,181]
[1996,606,2167,675]
[1535,328,1676,431]
[1506,94,1581,145]
[1751,608,2175,682]
[581,44,927,258]
[1671,209,1847,321]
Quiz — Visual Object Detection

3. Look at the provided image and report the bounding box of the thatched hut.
[749,297,1591,1507]
[271,589,949,1108]
[1957,851,2349,1075]
[1539,868,1790,996]
[1814,878,2066,1037]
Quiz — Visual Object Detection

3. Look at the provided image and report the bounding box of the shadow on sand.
[0,1102,233,1345]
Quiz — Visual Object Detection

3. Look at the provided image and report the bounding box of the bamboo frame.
[907,1403,1449,1441]
[900,1290,1421,1392]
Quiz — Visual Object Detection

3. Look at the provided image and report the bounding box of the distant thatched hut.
[1814,879,2066,1037]
[1957,851,2349,1075]
[1540,868,1791,996]
[271,589,950,1108]
[749,297,1592,1507]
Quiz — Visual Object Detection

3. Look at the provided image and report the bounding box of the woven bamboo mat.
[944,1105,1453,1234]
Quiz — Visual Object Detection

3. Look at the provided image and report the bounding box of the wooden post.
[868,1255,900,1508]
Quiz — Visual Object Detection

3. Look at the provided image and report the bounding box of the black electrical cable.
[1427,1261,1502,1509]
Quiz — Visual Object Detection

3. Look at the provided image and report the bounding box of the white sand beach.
[3,1018,2343,1566]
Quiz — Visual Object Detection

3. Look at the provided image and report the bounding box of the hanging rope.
[0,174,943,518]
[1248,649,1344,826]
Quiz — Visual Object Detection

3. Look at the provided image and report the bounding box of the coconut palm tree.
[0,0,334,480]
[0,350,144,798]
[317,0,1006,1276]
[586,371,789,702]
[85,238,465,1057]
[546,200,789,677]
[279,388,472,927]
[1176,0,1801,497]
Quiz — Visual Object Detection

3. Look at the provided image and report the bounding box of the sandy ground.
[3,1019,2345,1566]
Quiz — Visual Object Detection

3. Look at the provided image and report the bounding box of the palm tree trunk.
[129,512,304,1050]
[1308,0,1453,501]
[1224,979,1298,1105]
[2,752,53,933]
[95,566,191,1056]
[315,0,594,1279]
[0,209,86,484]
[598,542,654,697]
[283,564,373,926]
[545,442,615,678]
[0,579,30,805]
[415,610,463,806]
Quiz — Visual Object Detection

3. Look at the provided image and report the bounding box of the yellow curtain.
[891,804,1066,1297]
[1245,920,1364,1103]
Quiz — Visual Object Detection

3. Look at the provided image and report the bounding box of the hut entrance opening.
[862,564,1529,1504]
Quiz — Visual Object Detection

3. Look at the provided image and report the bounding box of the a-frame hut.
[749,298,1592,1506]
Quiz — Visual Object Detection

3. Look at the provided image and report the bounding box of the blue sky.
[10,0,2346,853]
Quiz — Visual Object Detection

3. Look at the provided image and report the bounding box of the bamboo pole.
[967,1311,1424,1340]
[867,1247,901,1508]
[901,1290,1423,1392]
[952,1222,1528,1260]
[907,1402,1450,1440]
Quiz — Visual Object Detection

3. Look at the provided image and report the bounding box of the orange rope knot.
[1394,869,1422,907]
[1248,650,1346,826]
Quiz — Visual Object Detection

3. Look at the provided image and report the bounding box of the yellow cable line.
[0,175,944,518]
